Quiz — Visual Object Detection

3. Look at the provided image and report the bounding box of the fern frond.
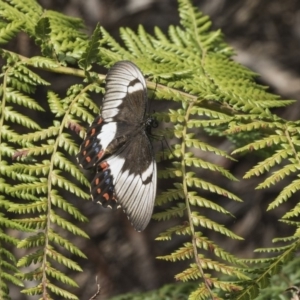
[4,106,41,129]
[156,224,191,241]
[0,20,23,44]
[51,171,88,199]
[17,233,46,248]
[155,184,184,205]
[244,149,289,178]
[194,232,244,265]
[185,138,233,159]
[58,133,80,156]
[28,56,60,69]
[282,203,300,219]
[48,230,86,257]
[191,213,242,239]
[52,152,89,186]
[48,91,66,117]
[78,24,101,71]
[9,201,47,214]
[185,153,237,181]
[50,190,88,221]
[46,266,78,287]
[186,173,242,202]
[267,178,300,210]
[256,163,299,189]
[3,87,44,111]
[189,193,233,216]
[152,203,186,221]
[49,211,88,238]
[46,282,79,300]
[45,247,82,272]
[158,242,194,261]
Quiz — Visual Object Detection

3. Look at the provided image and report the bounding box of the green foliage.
[110,282,198,300]
[0,0,300,299]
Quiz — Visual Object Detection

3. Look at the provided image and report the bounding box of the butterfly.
[77,61,157,231]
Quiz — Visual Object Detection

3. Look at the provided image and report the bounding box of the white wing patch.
[128,82,144,94]
[141,162,154,182]
[96,122,117,150]
[106,153,156,231]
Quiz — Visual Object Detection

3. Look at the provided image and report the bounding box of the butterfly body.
[77,61,157,231]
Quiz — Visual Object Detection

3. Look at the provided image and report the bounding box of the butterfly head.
[145,116,158,135]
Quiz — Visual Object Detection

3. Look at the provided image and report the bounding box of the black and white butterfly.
[77,61,157,231]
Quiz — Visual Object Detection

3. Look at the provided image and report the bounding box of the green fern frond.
[48,91,66,117]
[185,138,234,159]
[46,266,78,287]
[267,178,300,210]
[16,217,47,230]
[184,153,237,181]
[191,213,242,239]
[0,213,24,295]
[256,163,299,189]
[156,224,191,241]
[153,203,186,221]
[4,106,41,129]
[48,230,87,257]
[45,247,82,272]
[17,233,46,249]
[0,20,23,44]
[58,133,80,156]
[44,282,79,300]
[50,211,88,238]
[3,87,44,111]
[28,56,60,69]
[78,24,101,71]
[50,190,88,221]
[282,203,300,219]
[155,185,184,205]
[53,152,89,185]
[186,174,242,202]
[158,242,194,261]
[243,149,289,178]
[189,193,233,216]
[9,201,47,214]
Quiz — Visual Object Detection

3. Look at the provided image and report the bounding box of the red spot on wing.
[97,188,101,194]
[100,161,109,170]
[91,128,96,136]
[103,193,109,201]
[97,150,104,159]
[84,140,90,147]
[85,156,91,163]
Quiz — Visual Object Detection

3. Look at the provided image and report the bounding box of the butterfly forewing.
[77,61,157,231]
[102,61,147,123]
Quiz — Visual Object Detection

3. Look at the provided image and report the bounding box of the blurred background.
[6,0,300,299]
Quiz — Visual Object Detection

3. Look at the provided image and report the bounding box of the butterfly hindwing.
[90,160,118,209]
[92,132,156,231]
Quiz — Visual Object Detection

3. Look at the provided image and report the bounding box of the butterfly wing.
[91,132,157,232]
[102,61,147,123]
[77,61,147,169]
